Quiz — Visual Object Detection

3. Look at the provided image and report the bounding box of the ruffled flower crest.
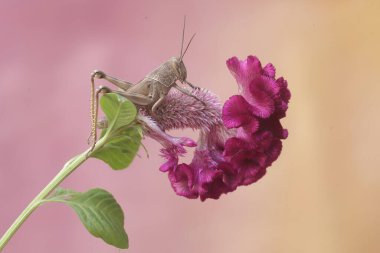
[138,56,290,201]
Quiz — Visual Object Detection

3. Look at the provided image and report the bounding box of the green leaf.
[100,93,137,133]
[90,93,142,170]
[91,125,142,170]
[47,188,129,249]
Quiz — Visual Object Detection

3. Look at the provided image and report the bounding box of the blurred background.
[0,0,379,252]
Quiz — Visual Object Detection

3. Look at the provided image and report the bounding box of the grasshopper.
[88,18,204,148]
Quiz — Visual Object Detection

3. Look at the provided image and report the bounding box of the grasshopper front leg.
[173,83,205,105]
[92,70,134,91]
[152,96,165,114]
[184,80,200,90]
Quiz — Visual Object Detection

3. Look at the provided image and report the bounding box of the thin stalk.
[0,137,107,251]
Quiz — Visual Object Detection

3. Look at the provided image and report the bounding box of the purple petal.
[217,162,241,191]
[222,95,253,128]
[246,76,279,118]
[226,56,263,90]
[231,150,264,171]
[242,117,260,133]
[159,159,176,172]
[263,63,276,77]
[276,77,291,102]
[168,164,198,199]
[199,173,227,201]
[273,77,291,118]
[260,117,288,139]
[179,137,197,147]
[224,137,251,157]
[230,150,267,186]
[159,147,180,172]
[264,139,282,167]
[189,150,227,200]
[241,167,266,186]
[282,129,289,139]
[198,169,223,190]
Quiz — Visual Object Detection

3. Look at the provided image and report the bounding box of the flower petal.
[264,139,282,167]
[224,137,251,157]
[159,147,181,172]
[168,164,198,199]
[231,150,267,185]
[263,63,276,77]
[246,76,279,118]
[260,117,288,139]
[199,172,226,201]
[226,56,262,85]
[241,167,266,186]
[222,95,253,128]
[217,162,240,191]
[273,77,291,118]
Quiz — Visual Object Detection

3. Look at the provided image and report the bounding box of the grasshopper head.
[171,57,187,83]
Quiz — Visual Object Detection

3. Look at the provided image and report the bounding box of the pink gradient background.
[1,1,380,252]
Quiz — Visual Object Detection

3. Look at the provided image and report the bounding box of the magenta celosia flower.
[138,55,290,201]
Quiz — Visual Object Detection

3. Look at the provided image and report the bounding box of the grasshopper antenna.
[180,33,196,61]
[179,16,186,58]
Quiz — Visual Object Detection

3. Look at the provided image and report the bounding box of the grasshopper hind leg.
[115,91,155,106]
[115,81,158,109]
[88,85,113,152]
[91,70,134,91]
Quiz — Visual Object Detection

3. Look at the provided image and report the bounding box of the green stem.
[0,137,107,251]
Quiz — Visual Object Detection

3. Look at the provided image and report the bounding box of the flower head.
[139,56,290,201]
